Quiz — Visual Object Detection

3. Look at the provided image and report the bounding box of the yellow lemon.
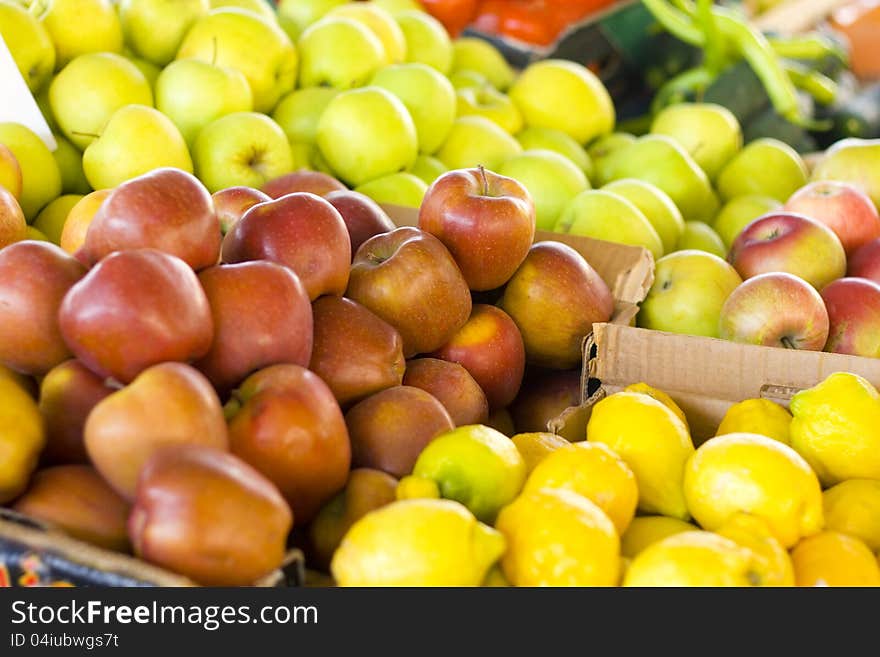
[716,398,792,445]
[524,441,638,535]
[511,432,570,474]
[789,372,880,485]
[620,515,697,558]
[683,432,823,548]
[587,391,694,519]
[822,479,880,552]
[716,512,794,586]
[330,499,505,586]
[624,382,689,430]
[0,377,46,504]
[623,530,762,587]
[791,531,880,587]
[496,487,620,586]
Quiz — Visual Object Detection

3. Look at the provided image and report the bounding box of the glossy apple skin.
[80,168,222,271]
[221,192,351,300]
[499,241,614,369]
[432,304,525,410]
[419,167,536,290]
[821,277,880,357]
[59,249,214,384]
[347,226,472,357]
[227,364,351,524]
[324,190,396,260]
[130,444,292,586]
[0,241,86,376]
[38,359,115,465]
[848,238,880,284]
[728,212,847,290]
[510,368,584,441]
[261,170,347,199]
[784,181,880,255]
[719,272,830,350]
[212,186,271,235]
[309,296,405,408]
[61,189,111,256]
[194,262,313,395]
[0,185,26,248]
[345,385,454,478]
[403,357,489,426]
[85,362,228,500]
[12,465,131,552]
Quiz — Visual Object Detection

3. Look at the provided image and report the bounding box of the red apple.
[221,192,351,300]
[719,272,829,350]
[347,226,472,357]
[324,190,396,260]
[0,241,86,375]
[784,181,880,255]
[80,168,221,271]
[848,238,880,284]
[212,186,271,235]
[821,277,880,357]
[419,166,536,290]
[498,241,614,369]
[402,357,489,426]
[0,185,26,248]
[728,212,847,289]
[510,368,584,441]
[261,170,346,199]
[194,261,313,395]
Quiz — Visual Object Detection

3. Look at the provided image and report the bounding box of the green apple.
[554,189,663,259]
[0,1,55,93]
[0,122,62,220]
[450,37,514,91]
[811,138,880,209]
[716,138,808,202]
[602,179,684,255]
[371,63,456,154]
[296,17,385,89]
[177,7,297,113]
[118,0,209,67]
[272,87,338,145]
[209,0,276,22]
[326,2,406,65]
[35,88,58,133]
[194,111,293,192]
[407,154,447,186]
[49,52,153,150]
[316,86,418,187]
[395,10,452,75]
[33,193,83,244]
[51,134,91,195]
[499,149,589,231]
[638,250,743,338]
[125,53,162,89]
[373,0,421,12]
[650,103,742,181]
[712,194,782,248]
[515,126,593,180]
[82,105,193,190]
[589,132,636,186]
[436,116,522,172]
[509,59,614,145]
[276,0,347,41]
[675,221,726,258]
[40,0,124,69]
[355,172,427,208]
[290,142,314,170]
[448,70,489,91]
[455,86,523,135]
[156,59,253,146]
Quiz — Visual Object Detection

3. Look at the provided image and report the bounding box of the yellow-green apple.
[396,10,452,74]
[0,143,23,200]
[271,87,338,155]
[498,241,614,369]
[509,368,584,441]
[729,212,847,289]
[316,87,419,187]
[309,295,405,408]
[821,277,880,357]
[355,172,427,208]
[373,0,421,12]
[402,357,489,426]
[80,167,221,270]
[450,37,514,91]
[719,272,830,349]
[345,385,454,477]
[650,103,742,180]
[849,238,880,283]
[516,126,593,178]
[60,189,110,255]
[717,138,808,202]
[296,17,385,89]
[226,364,351,523]
[119,0,209,66]
[455,86,523,135]
[209,0,276,21]
[603,179,684,254]
[407,154,447,186]
[0,122,62,220]
[211,186,270,234]
[784,181,880,255]
[38,359,114,466]
[811,138,880,209]
[324,189,395,259]
[193,112,293,193]
[58,249,214,383]
[0,1,55,92]
[638,250,743,337]
[346,226,472,357]
[555,189,663,259]
[40,0,123,68]
[712,194,782,248]
[129,444,291,585]
[449,69,489,91]
[195,261,314,394]
[34,194,83,245]
[176,7,297,113]
[82,105,193,190]
[0,187,26,248]
[124,52,162,89]
[509,59,614,145]
[221,192,350,300]
[48,52,153,151]
[676,221,726,258]
[12,465,130,551]
[589,131,636,185]
[326,2,406,65]
[435,116,522,171]
[0,241,85,375]
[276,0,347,41]
[499,150,589,231]
[262,170,346,199]
[51,135,91,195]
[419,166,535,290]
[25,226,49,242]
[85,362,228,499]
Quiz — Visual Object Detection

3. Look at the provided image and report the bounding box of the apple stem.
[781,336,797,349]
[478,165,489,196]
